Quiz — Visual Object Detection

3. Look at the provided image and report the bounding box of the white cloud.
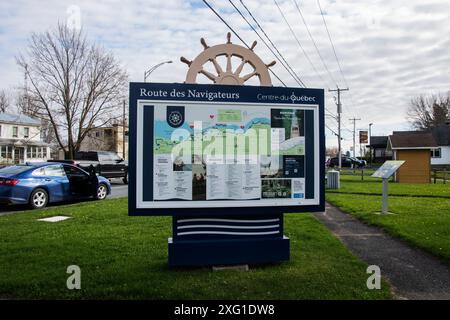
[0,0,449,154]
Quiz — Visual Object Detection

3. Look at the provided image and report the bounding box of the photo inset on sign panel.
[261,179,292,199]
[260,155,283,178]
[192,162,206,201]
[270,109,305,156]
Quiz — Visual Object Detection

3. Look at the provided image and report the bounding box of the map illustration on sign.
[371,160,405,179]
[153,104,306,202]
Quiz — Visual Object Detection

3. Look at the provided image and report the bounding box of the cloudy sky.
[0,0,449,153]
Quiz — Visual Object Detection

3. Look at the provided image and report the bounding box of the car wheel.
[29,188,48,209]
[123,172,128,184]
[96,183,108,200]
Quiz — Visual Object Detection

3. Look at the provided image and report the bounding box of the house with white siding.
[430,124,450,168]
[0,112,51,165]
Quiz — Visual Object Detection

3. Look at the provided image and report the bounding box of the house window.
[0,125,2,137]
[95,131,100,137]
[431,148,441,158]
[375,149,386,157]
[24,127,29,138]
[0,146,5,158]
[12,126,18,138]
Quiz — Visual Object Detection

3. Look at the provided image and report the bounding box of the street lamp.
[144,60,173,82]
[369,123,373,167]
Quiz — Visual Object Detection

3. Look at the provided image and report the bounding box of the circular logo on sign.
[168,111,183,127]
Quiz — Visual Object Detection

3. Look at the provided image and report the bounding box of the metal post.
[144,60,173,82]
[382,178,388,214]
[369,123,373,167]
[338,105,341,170]
[349,117,361,158]
[122,100,126,159]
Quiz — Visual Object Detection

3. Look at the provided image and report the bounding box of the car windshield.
[0,165,33,175]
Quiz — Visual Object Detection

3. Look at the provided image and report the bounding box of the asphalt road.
[0,180,128,216]
[109,179,128,198]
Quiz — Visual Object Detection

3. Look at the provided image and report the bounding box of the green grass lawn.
[0,198,391,299]
[326,180,450,263]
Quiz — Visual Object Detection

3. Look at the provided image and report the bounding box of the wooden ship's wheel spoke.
[181,33,275,86]
[210,58,223,75]
[199,68,217,81]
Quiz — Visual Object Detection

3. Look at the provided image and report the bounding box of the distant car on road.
[0,162,111,209]
[72,151,128,184]
[326,156,366,168]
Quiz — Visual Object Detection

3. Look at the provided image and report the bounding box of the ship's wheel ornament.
[181,32,276,86]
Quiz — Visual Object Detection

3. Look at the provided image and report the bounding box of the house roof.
[0,138,50,146]
[368,136,388,148]
[0,112,41,126]
[430,124,450,146]
[388,131,438,150]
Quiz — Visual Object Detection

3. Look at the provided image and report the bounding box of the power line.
[316,0,360,120]
[317,0,348,88]
[226,0,300,87]
[236,0,306,87]
[325,124,339,137]
[201,0,287,87]
[273,0,327,87]
[292,0,338,87]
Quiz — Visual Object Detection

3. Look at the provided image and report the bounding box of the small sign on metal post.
[371,160,405,214]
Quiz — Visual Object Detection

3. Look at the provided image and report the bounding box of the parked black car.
[72,151,128,184]
[326,156,366,168]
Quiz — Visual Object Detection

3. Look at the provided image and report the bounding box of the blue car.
[0,162,111,209]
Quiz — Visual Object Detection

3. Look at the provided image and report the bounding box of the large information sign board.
[129,83,325,216]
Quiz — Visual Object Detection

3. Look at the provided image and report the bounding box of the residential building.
[387,131,437,183]
[0,112,51,165]
[78,123,128,160]
[367,136,393,164]
[430,124,450,167]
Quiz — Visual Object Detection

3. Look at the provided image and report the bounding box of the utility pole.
[369,123,373,167]
[349,117,362,158]
[122,100,126,159]
[329,87,349,169]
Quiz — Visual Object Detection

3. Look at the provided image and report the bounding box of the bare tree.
[17,23,128,159]
[0,89,10,113]
[407,94,450,130]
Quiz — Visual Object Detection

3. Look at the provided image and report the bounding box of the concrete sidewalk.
[314,203,450,300]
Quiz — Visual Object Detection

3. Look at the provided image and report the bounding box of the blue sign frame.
[128,82,325,217]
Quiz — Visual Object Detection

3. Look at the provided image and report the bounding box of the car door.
[109,152,127,177]
[63,165,98,198]
[99,152,125,178]
[32,164,69,202]
[97,152,114,177]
